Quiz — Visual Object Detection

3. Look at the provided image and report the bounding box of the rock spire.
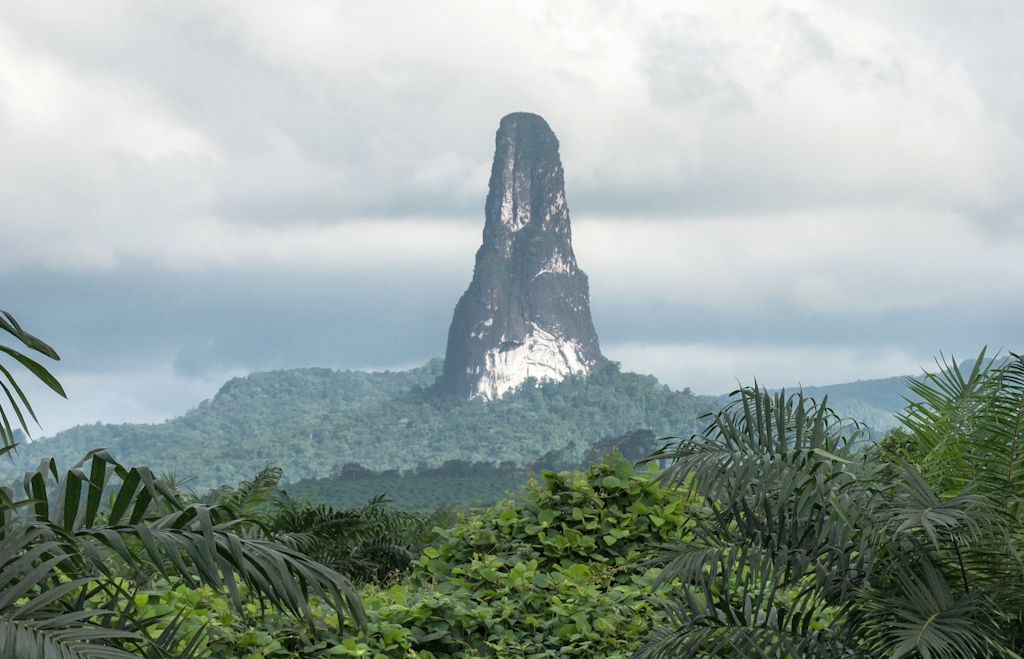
[439,112,603,399]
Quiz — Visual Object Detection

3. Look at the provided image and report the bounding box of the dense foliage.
[2,361,720,490]
[287,430,667,511]
[287,460,526,511]
[638,351,1024,659]
[0,450,363,659]
[8,307,1022,658]
[5,350,1024,658]
[190,465,450,587]
[0,361,444,488]
[117,453,698,659]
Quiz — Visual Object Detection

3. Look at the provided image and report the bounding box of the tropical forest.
[3,306,1024,659]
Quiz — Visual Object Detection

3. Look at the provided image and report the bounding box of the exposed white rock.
[471,325,588,400]
[532,252,573,279]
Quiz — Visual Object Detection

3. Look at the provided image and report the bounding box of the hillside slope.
[786,374,918,431]
[796,376,910,412]
[4,360,718,491]
[2,360,444,488]
[6,359,922,492]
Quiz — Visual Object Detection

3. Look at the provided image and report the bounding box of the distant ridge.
[792,357,1005,431]
[793,376,910,412]
[772,374,917,431]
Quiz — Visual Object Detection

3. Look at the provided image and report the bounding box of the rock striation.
[439,112,603,399]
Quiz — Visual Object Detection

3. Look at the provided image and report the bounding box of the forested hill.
[783,358,994,428]
[780,373,924,431]
[794,376,909,413]
[2,359,720,491]
[1,360,444,488]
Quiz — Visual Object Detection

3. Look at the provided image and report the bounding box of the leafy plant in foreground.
[637,386,871,658]
[163,454,697,659]
[1,450,365,658]
[358,453,698,659]
[895,350,1024,651]
[637,381,1021,659]
[196,464,447,586]
[0,309,66,449]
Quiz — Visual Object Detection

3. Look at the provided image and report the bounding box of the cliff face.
[439,112,603,399]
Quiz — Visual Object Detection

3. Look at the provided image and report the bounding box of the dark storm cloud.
[1,264,464,379]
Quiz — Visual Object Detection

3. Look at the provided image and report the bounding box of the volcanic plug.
[439,112,603,399]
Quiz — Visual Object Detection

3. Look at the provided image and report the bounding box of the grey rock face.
[440,112,603,399]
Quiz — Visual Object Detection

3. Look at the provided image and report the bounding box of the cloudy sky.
[2,1,1023,436]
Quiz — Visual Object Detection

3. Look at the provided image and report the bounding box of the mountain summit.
[439,112,603,399]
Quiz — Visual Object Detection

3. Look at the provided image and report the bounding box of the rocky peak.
[439,112,603,399]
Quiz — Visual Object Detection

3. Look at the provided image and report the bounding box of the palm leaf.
[0,310,66,449]
[859,561,1016,659]
[0,531,142,659]
[10,452,366,629]
[638,386,877,659]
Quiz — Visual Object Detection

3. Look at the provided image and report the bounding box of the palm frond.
[898,349,1003,496]
[201,464,287,523]
[652,385,864,495]
[885,464,990,550]
[640,386,878,658]
[859,561,1017,659]
[0,618,142,659]
[9,452,366,629]
[0,531,142,659]
[271,495,428,585]
[636,588,856,659]
[639,363,1024,658]
[0,309,66,449]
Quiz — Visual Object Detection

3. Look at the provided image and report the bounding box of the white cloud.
[0,24,215,163]
[574,210,1024,315]
[3,0,1018,274]
[2,0,1019,243]
[0,217,480,275]
[411,152,491,203]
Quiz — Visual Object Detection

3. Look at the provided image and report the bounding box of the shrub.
[158,453,702,659]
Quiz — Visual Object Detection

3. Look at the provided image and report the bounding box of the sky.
[2,1,1023,437]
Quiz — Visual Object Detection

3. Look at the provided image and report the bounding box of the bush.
[151,453,702,659]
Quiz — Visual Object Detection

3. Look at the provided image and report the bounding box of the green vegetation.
[118,453,695,659]
[637,351,1024,658]
[288,429,668,511]
[321,453,693,659]
[0,360,444,486]
[195,465,449,587]
[771,375,916,431]
[89,350,1024,658]
[6,310,1023,657]
[0,308,66,447]
[2,361,720,491]
[794,374,911,412]
[287,460,526,511]
[0,449,363,658]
